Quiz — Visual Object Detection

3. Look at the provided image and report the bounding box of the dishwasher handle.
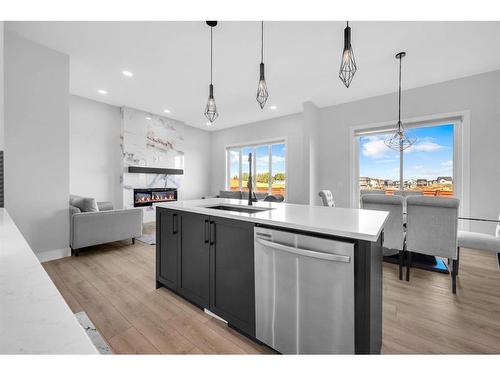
[255,237,351,263]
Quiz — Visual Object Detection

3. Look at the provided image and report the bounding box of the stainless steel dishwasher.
[254,227,355,354]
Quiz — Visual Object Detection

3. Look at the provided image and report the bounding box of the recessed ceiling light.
[145,116,152,120]
[163,109,171,114]
[122,70,133,77]
[97,89,108,95]
[270,105,277,110]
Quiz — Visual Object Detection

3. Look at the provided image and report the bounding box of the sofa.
[218,190,284,202]
[69,194,143,255]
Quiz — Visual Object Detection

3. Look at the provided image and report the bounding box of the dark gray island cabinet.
[156,209,256,336]
[156,202,385,354]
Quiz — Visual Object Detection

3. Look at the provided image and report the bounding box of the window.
[226,141,286,196]
[358,123,454,197]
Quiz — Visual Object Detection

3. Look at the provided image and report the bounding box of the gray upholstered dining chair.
[360,189,386,196]
[458,213,500,268]
[394,190,423,213]
[394,190,424,197]
[405,196,460,293]
[362,194,406,279]
[318,190,335,207]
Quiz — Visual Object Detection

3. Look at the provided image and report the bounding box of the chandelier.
[384,52,416,151]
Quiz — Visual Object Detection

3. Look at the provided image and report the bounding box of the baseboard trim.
[36,247,71,263]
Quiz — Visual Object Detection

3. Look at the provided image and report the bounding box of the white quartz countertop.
[0,208,98,354]
[156,198,388,242]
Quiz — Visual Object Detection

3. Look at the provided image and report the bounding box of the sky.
[229,143,286,178]
[359,124,454,181]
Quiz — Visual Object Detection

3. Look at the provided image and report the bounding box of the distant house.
[359,177,370,189]
[369,178,385,188]
[417,179,427,187]
[406,179,417,188]
[437,176,453,185]
[385,179,394,187]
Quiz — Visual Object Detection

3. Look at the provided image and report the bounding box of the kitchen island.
[155,198,388,354]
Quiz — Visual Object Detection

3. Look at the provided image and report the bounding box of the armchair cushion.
[70,194,99,212]
[69,205,81,216]
[97,201,114,211]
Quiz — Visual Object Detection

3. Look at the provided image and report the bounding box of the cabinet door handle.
[210,221,216,245]
[172,214,178,234]
[204,219,209,243]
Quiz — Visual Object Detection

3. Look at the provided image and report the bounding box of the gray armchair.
[70,195,143,256]
[406,196,460,293]
[362,194,405,279]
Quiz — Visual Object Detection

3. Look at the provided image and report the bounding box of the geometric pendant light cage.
[384,52,417,151]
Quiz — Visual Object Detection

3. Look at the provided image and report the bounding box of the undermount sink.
[205,204,274,214]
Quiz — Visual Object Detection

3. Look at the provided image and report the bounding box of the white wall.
[70,95,122,208]
[4,32,70,256]
[316,69,500,233]
[181,125,212,200]
[303,101,321,205]
[0,22,4,151]
[210,113,308,204]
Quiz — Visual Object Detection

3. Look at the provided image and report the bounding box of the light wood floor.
[42,239,500,354]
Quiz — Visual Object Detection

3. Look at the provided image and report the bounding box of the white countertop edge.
[155,199,388,242]
[0,208,99,354]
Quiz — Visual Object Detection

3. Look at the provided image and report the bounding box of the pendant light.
[256,21,269,109]
[339,21,357,88]
[384,52,417,151]
[204,21,219,124]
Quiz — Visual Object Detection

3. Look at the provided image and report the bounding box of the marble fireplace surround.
[121,107,185,222]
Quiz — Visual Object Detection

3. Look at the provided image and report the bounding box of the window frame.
[225,138,287,199]
[349,111,470,229]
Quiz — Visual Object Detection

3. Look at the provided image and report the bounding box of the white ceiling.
[6,21,500,131]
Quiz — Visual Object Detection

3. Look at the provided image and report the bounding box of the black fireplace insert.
[133,188,177,207]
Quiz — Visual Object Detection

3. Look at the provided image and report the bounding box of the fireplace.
[133,188,177,207]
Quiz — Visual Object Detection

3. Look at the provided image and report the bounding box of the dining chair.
[394,190,423,213]
[362,194,406,280]
[405,196,460,293]
[360,189,385,196]
[394,190,423,197]
[458,213,500,269]
[318,190,335,207]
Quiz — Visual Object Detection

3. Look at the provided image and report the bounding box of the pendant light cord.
[210,27,213,84]
[398,55,402,129]
[261,21,264,63]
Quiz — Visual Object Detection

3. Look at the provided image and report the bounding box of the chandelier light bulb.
[204,84,218,123]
